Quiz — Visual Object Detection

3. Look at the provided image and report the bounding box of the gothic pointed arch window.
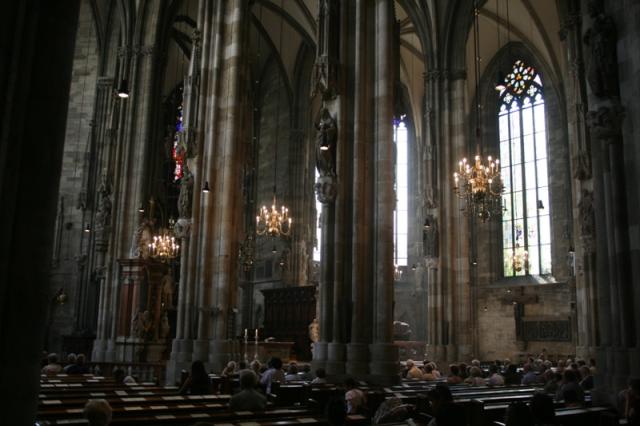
[498,60,551,277]
[394,116,408,266]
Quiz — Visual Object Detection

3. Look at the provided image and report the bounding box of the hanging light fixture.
[256,1,292,238]
[148,233,180,261]
[148,218,180,261]
[453,0,503,222]
[117,78,129,98]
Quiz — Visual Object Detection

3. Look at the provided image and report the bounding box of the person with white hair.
[63,353,77,373]
[83,399,112,426]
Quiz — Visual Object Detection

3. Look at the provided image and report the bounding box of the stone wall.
[477,282,575,361]
[48,0,99,352]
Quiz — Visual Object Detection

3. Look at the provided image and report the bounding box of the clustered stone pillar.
[578,0,639,397]
[169,0,248,376]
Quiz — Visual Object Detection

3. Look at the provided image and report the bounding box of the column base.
[91,339,107,362]
[326,342,346,375]
[208,339,234,372]
[346,343,369,375]
[311,341,328,372]
[192,339,209,363]
[369,342,398,377]
[104,339,117,362]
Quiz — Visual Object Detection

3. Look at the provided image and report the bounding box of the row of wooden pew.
[38,373,620,426]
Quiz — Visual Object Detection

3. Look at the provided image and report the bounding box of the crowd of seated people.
[37,350,640,426]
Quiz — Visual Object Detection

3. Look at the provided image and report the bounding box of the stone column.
[313,176,336,370]
[206,0,248,371]
[347,0,373,376]
[369,0,398,378]
[193,0,224,364]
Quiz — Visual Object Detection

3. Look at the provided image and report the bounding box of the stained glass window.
[394,117,408,266]
[313,169,321,262]
[172,102,185,181]
[498,60,551,277]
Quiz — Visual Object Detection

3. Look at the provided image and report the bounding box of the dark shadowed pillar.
[0,1,80,424]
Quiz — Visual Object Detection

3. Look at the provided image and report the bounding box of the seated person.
[487,364,505,386]
[345,377,366,415]
[311,367,327,384]
[41,353,62,374]
[530,392,555,425]
[221,361,237,376]
[83,399,112,426]
[504,363,521,385]
[260,357,284,394]
[465,366,486,386]
[299,364,313,381]
[556,369,584,405]
[229,371,267,411]
[66,353,90,374]
[521,363,540,385]
[405,359,423,379]
[446,364,463,385]
[284,362,299,381]
[427,383,465,426]
[179,360,211,395]
[373,397,413,424]
[423,363,439,381]
[63,353,77,373]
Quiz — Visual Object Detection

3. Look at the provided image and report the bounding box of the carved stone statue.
[160,311,171,339]
[315,108,337,177]
[308,317,320,343]
[95,174,112,232]
[578,189,595,238]
[130,212,155,258]
[177,167,194,219]
[583,0,619,98]
[160,269,176,309]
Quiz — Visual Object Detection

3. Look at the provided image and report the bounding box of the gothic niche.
[583,0,620,98]
[312,0,339,100]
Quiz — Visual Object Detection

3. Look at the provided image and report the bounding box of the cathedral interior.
[1,0,640,424]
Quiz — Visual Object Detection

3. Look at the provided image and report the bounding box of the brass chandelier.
[148,232,180,261]
[255,5,292,239]
[453,0,503,222]
[453,155,503,221]
[256,196,292,237]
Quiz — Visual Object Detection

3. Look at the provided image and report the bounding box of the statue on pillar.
[161,269,176,309]
[95,174,112,233]
[177,167,194,219]
[160,311,171,340]
[315,107,337,177]
[130,199,156,258]
[583,0,620,98]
